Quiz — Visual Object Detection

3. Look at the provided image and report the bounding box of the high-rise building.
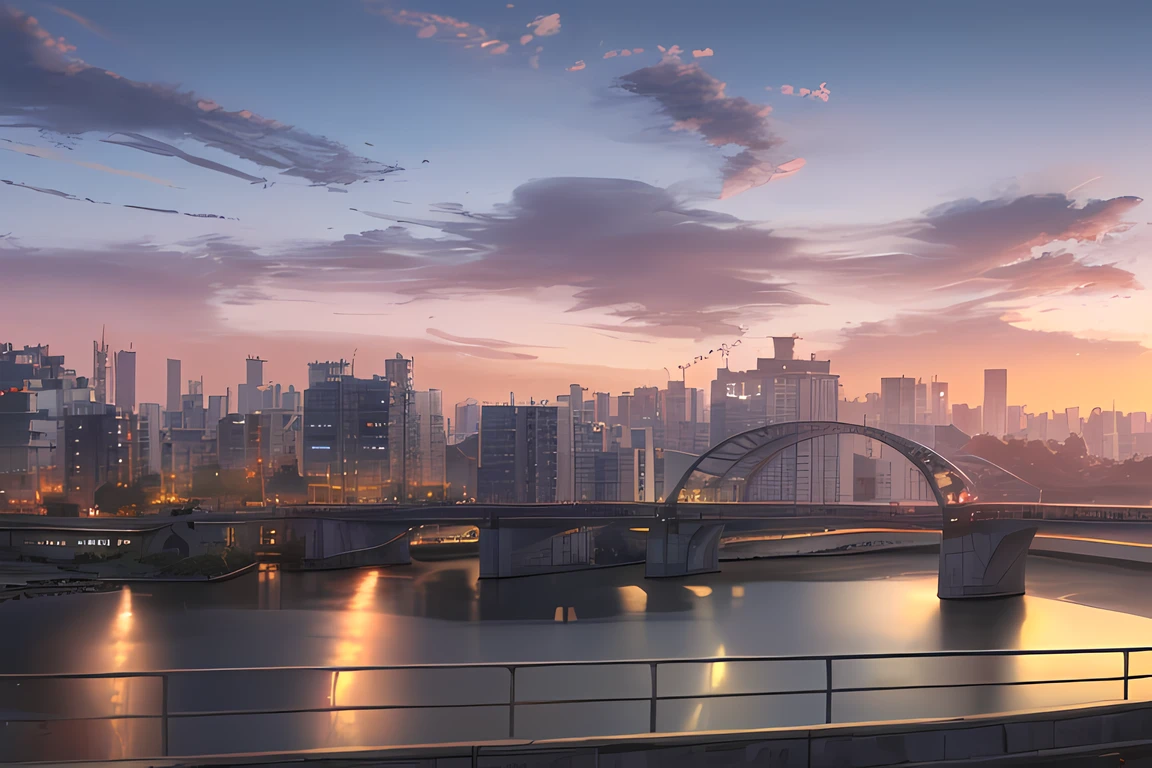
[914,381,929,424]
[303,375,390,503]
[166,359,182,413]
[880,377,916,427]
[413,389,447,491]
[710,337,839,502]
[207,394,228,429]
[1050,410,1070,441]
[92,333,110,405]
[477,404,558,503]
[952,403,982,437]
[137,403,162,477]
[65,406,130,509]
[113,349,136,412]
[593,392,610,424]
[385,354,418,499]
[238,356,267,415]
[453,398,480,443]
[1066,407,1081,435]
[983,369,1008,438]
[308,360,349,387]
[930,380,949,425]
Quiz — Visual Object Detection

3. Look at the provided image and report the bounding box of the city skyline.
[2,1,1151,413]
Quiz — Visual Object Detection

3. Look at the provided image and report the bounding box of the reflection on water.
[5,552,1152,759]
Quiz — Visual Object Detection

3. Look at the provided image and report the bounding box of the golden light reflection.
[731,586,745,598]
[327,570,380,744]
[617,585,648,613]
[106,587,135,758]
[683,585,712,597]
[710,644,727,691]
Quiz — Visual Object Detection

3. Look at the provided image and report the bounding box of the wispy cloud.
[692,47,714,58]
[46,5,109,39]
[1,137,178,187]
[617,50,804,198]
[0,7,398,186]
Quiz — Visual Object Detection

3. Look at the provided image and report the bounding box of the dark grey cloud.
[0,7,399,186]
[617,56,800,199]
[818,193,1143,298]
[352,176,816,338]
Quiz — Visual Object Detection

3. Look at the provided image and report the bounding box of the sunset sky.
[2,0,1150,413]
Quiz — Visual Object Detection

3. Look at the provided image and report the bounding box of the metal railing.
[2,646,1152,760]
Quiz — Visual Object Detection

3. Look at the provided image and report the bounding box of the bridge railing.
[3,646,1152,761]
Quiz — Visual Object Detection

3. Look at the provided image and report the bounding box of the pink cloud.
[692,48,714,58]
[620,57,801,198]
[603,50,617,59]
[780,84,794,95]
[566,60,586,71]
[632,48,644,54]
[489,42,509,54]
[526,13,561,37]
[417,24,437,38]
[520,33,533,45]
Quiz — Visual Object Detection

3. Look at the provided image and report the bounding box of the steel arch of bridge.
[666,421,972,510]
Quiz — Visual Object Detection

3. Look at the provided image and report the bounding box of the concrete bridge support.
[938,518,1037,599]
[646,521,725,578]
[479,524,599,578]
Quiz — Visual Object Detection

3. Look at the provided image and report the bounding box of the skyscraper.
[238,356,267,415]
[385,353,417,499]
[930,380,949,425]
[113,349,136,412]
[413,388,447,490]
[453,398,480,443]
[92,332,110,405]
[983,369,1008,438]
[477,404,558,503]
[303,375,390,503]
[880,377,916,427]
[709,338,839,502]
[166,359,182,413]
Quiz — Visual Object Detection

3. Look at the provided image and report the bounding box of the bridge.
[5,421,1106,600]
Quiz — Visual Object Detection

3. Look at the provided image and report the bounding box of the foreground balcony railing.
[3,646,1152,761]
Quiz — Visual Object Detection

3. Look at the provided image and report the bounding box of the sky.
[1,0,1150,413]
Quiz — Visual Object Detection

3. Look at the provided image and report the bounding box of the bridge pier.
[938,517,1037,599]
[645,520,725,578]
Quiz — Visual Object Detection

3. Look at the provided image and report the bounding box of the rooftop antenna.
[351,348,358,378]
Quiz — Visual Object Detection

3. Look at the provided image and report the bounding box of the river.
[3,552,1152,759]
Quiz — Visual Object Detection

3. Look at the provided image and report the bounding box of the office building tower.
[181,392,207,430]
[238,356,267,415]
[281,385,302,414]
[710,337,838,502]
[92,333,110,405]
[166,359,182,413]
[914,381,929,424]
[477,404,558,503]
[930,380,949,425]
[1050,410,1069,441]
[555,403,575,501]
[569,385,584,423]
[593,392,610,424]
[137,403,162,476]
[616,393,632,430]
[453,398,480,443]
[65,406,130,509]
[413,389,447,490]
[385,354,418,499]
[208,395,228,428]
[1007,405,1024,437]
[880,377,916,427]
[308,360,349,388]
[113,350,136,412]
[952,404,982,437]
[303,375,390,503]
[1027,412,1049,442]
[663,380,702,453]
[983,369,1008,438]
[1066,407,1081,435]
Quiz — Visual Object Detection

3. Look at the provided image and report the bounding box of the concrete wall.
[132,699,1152,767]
